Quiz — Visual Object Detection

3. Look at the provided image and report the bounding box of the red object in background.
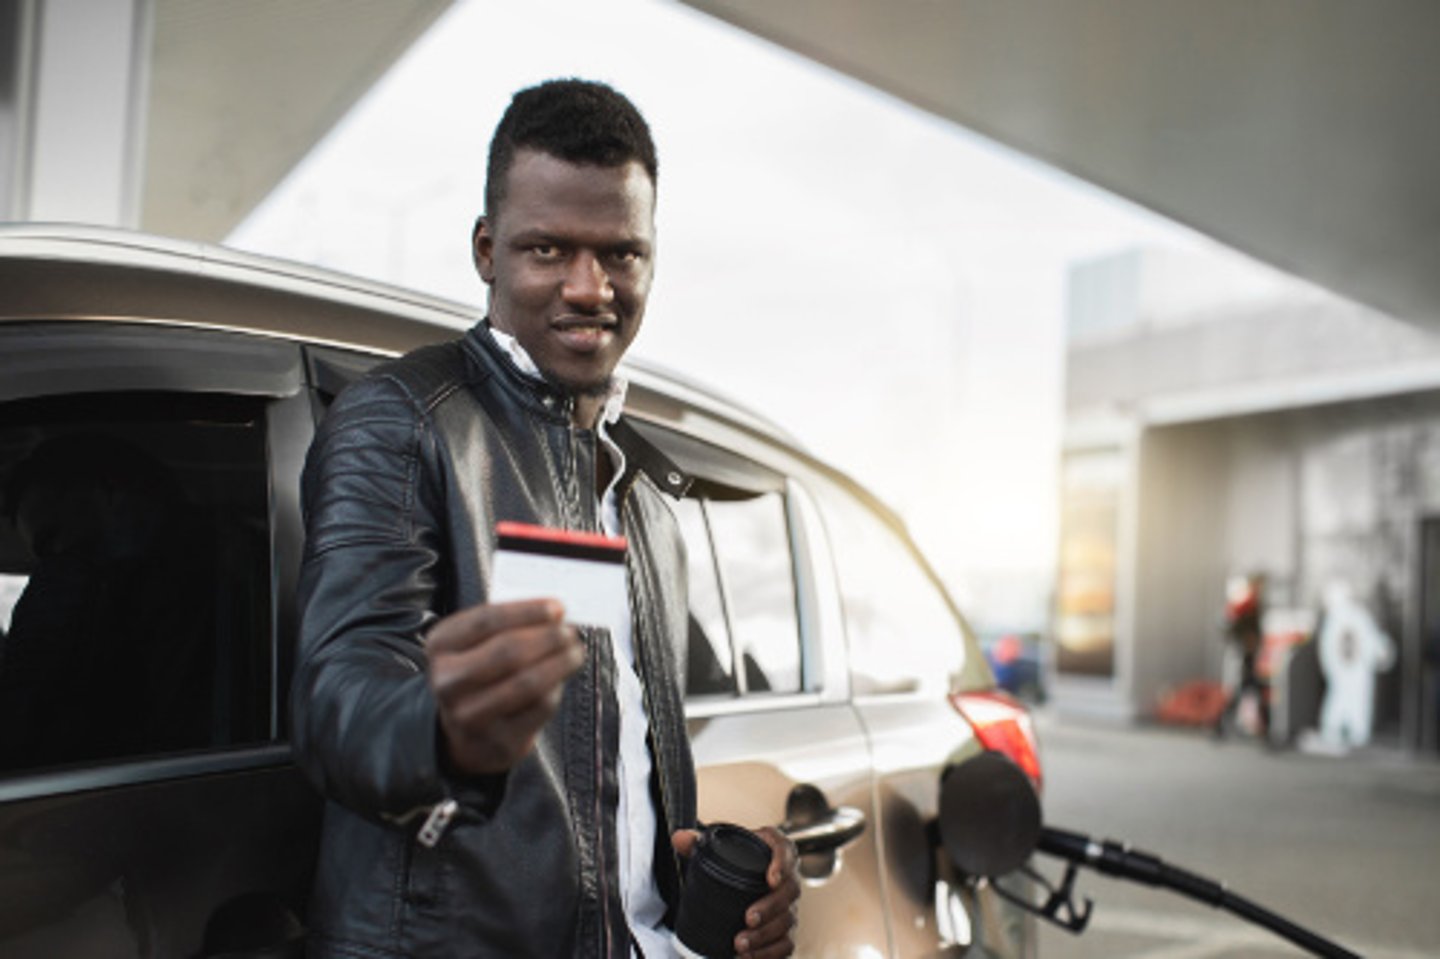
[1226,583,1259,623]
[1257,630,1305,680]
[1226,593,1261,616]
[952,690,1043,792]
[990,633,1023,666]
[1155,679,1227,727]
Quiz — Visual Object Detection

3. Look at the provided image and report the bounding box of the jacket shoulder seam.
[370,340,470,416]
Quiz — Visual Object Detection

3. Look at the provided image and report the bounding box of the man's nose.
[562,252,613,310]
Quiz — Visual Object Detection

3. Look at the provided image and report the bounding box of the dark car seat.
[0,432,218,770]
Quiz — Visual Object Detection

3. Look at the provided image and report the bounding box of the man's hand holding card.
[424,523,627,776]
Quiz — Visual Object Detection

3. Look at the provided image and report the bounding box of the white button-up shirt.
[487,325,674,958]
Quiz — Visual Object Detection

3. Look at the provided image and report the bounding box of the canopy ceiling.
[140,0,452,241]
[677,0,1440,326]
[140,0,1439,326]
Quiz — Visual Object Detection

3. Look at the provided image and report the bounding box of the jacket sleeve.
[289,374,455,820]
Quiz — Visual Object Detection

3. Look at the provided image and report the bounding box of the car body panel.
[688,703,890,956]
[859,695,1032,956]
[0,759,318,956]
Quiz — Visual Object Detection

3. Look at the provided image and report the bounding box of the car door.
[0,322,320,958]
[634,422,893,956]
[807,473,1035,959]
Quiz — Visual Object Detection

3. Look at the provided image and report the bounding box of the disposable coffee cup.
[674,823,772,959]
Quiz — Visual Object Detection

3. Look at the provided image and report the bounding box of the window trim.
[683,691,824,720]
[0,745,296,804]
[701,497,748,696]
[305,343,385,402]
[788,477,851,703]
[266,390,315,739]
[0,321,305,403]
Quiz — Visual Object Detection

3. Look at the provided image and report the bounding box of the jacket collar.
[465,321,693,500]
[607,417,693,500]
[465,320,573,423]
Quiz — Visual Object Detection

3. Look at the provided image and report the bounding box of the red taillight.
[951,690,1043,793]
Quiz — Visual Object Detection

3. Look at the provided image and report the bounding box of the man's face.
[473,150,656,408]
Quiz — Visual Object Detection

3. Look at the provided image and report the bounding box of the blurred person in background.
[1316,579,1395,750]
[1214,572,1269,741]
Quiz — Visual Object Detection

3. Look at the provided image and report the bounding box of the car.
[0,225,1041,958]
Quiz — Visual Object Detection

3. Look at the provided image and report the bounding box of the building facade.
[1057,247,1440,754]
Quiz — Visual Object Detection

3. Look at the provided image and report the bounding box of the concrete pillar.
[10,0,152,226]
[0,2,26,217]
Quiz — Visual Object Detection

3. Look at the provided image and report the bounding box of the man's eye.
[612,249,642,265]
[530,244,560,259]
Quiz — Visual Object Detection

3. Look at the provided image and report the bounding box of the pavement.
[1028,711,1440,958]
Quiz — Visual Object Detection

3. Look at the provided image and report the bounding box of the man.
[1215,572,1269,740]
[291,79,799,958]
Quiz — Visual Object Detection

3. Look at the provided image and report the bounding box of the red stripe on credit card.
[495,521,627,564]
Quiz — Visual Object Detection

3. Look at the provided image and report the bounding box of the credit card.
[489,521,628,636]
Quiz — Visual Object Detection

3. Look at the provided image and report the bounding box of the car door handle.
[780,804,866,856]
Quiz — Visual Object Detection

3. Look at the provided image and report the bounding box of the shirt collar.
[484,322,628,427]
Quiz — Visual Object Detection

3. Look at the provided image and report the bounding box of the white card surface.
[490,538,628,637]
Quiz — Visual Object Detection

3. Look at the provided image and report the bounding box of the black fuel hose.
[1038,826,1362,959]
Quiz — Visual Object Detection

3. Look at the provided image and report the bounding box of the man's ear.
[472,215,495,284]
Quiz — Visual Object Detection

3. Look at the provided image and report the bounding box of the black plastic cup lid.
[697,824,771,890]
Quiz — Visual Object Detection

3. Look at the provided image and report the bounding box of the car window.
[672,490,803,698]
[812,477,969,696]
[630,420,803,699]
[0,391,273,774]
[706,492,802,695]
[672,497,737,696]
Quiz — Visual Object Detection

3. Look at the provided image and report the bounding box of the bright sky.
[229,0,1202,628]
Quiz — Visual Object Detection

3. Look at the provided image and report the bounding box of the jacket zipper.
[417,798,459,849]
[575,423,616,957]
[594,626,613,958]
[382,794,456,835]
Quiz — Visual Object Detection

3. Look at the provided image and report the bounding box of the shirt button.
[667,471,682,487]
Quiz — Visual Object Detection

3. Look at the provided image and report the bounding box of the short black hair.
[485,78,657,220]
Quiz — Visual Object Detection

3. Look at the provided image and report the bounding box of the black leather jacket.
[291,324,697,958]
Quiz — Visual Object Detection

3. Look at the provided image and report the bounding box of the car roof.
[0,226,939,620]
[0,224,798,448]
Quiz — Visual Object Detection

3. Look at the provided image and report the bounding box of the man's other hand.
[671,826,800,958]
[426,599,584,775]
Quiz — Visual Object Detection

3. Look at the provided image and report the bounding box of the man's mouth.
[552,316,617,352]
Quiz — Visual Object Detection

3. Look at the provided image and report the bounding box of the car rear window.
[811,477,975,696]
[0,391,273,775]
